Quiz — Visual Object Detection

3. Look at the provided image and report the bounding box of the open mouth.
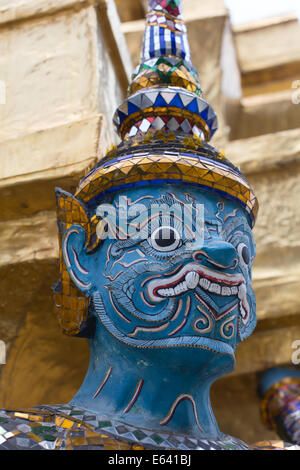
[146,262,249,324]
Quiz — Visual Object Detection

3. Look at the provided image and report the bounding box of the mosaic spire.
[113,0,218,142]
[75,0,257,229]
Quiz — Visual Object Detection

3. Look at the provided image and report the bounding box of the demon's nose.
[193,240,238,269]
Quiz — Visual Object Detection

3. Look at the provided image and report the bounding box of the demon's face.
[62,186,256,359]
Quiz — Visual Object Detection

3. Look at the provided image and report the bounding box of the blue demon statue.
[57,184,257,447]
[0,0,299,451]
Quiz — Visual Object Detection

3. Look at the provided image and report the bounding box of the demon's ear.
[53,188,94,337]
[62,225,93,293]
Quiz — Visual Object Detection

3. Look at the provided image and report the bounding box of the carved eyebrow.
[125,198,179,222]
[221,219,247,235]
[222,218,254,245]
[227,230,244,243]
[127,205,151,223]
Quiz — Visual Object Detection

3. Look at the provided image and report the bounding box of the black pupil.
[242,246,250,264]
[155,228,176,247]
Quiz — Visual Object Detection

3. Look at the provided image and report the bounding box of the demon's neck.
[70,305,234,440]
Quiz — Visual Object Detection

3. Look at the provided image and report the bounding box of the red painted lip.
[153,272,243,297]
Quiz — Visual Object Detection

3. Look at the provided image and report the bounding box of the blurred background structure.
[0,0,300,444]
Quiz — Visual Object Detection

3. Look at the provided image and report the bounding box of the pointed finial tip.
[148,0,183,18]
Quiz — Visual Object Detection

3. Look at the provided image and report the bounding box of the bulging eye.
[149,226,181,252]
[237,243,250,266]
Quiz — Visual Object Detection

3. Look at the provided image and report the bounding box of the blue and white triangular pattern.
[113,87,218,140]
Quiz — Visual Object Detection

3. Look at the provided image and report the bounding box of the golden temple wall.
[0,0,131,410]
[226,14,300,140]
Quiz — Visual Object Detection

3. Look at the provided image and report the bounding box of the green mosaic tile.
[32,425,57,440]
[98,421,112,428]
[132,429,148,440]
[150,433,164,444]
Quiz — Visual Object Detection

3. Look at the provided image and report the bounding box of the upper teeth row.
[157,271,243,298]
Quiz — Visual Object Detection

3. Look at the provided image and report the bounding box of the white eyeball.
[237,243,250,266]
[149,226,181,252]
